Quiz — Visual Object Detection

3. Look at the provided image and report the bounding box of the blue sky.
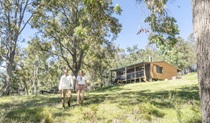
[21,0,193,50]
[112,0,193,49]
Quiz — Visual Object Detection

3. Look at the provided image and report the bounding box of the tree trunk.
[32,65,36,95]
[74,38,80,76]
[33,64,39,96]
[193,0,210,122]
[23,80,29,95]
[73,57,78,78]
[35,66,39,96]
[3,61,13,95]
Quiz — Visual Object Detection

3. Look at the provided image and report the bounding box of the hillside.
[0,73,201,123]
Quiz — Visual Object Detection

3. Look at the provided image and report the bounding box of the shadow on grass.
[1,84,200,122]
[84,93,111,106]
[0,95,60,121]
[84,84,199,109]
[117,84,199,107]
[2,95,73,122]
[91,84,131,93]
[5,107,43,123]
[0,96,60,108]
[53,112,71,117]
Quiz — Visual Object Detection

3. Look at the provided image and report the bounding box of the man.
[58,69,73,109]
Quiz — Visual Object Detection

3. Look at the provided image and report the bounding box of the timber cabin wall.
[150,62,178,80]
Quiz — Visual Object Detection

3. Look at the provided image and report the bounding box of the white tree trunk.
[3,61,13,95]
[35,66,39,96]
[33,64,39,95]
[193,0,210,122]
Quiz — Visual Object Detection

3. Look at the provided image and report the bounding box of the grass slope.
[0,73,201,123]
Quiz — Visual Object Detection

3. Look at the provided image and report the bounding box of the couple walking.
[58,69,87,109]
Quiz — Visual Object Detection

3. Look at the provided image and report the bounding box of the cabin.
[110,61,179,84]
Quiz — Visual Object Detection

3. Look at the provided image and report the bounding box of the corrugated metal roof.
[110,61,180,71]
[110,62,149,71]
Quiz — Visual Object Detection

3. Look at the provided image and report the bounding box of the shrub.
[41,107,54,123]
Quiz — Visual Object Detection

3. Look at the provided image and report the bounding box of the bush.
[41,107,54,123]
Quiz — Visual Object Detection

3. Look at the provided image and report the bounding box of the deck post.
[125,67,127,83]
[144,63,147,81]
[111,71,112,84]
[134,65,136,83]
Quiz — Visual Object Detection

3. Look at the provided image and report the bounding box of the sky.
[112,0,193,49]
[21,0,193,50]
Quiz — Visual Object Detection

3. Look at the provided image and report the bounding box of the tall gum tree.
[0,0,42,95]
[31,0,122,77]
[193,0,210,122]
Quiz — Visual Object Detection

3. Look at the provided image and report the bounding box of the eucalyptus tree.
[22,39,52,95]
[191,2,210,121]
[162,37,196,70]
[0,0,42,95]
[84,41,118,85]
[0,70,5,93]
[137,0,180,54]
[31,0,122,77]
[113,48,127,67]
[126,45,139,64]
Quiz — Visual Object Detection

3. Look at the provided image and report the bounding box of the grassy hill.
[0,73,201,123]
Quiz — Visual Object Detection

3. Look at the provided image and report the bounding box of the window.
[156,66,163,74]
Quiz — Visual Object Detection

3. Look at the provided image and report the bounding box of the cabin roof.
[110,62,149,71]
[110,61,180,71]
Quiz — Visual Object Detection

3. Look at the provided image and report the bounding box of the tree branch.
[49,32,74,57]
[60,4,72,25]
[18,0,32,35]
[14,0,20,26]
[0,66,6,69]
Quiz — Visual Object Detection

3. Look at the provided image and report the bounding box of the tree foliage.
[137,0,179,53]
[114,36,196,72]
[163,37,196,70]
[30,0,122,77]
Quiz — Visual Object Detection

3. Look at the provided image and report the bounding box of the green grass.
[0,73,201,123]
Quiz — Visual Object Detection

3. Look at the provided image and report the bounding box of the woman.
[76,70,87,105]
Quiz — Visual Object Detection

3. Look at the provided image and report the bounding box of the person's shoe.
[62,105,65,110]
[68,101,70,107]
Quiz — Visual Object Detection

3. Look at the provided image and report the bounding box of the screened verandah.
[110,62,149,84]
